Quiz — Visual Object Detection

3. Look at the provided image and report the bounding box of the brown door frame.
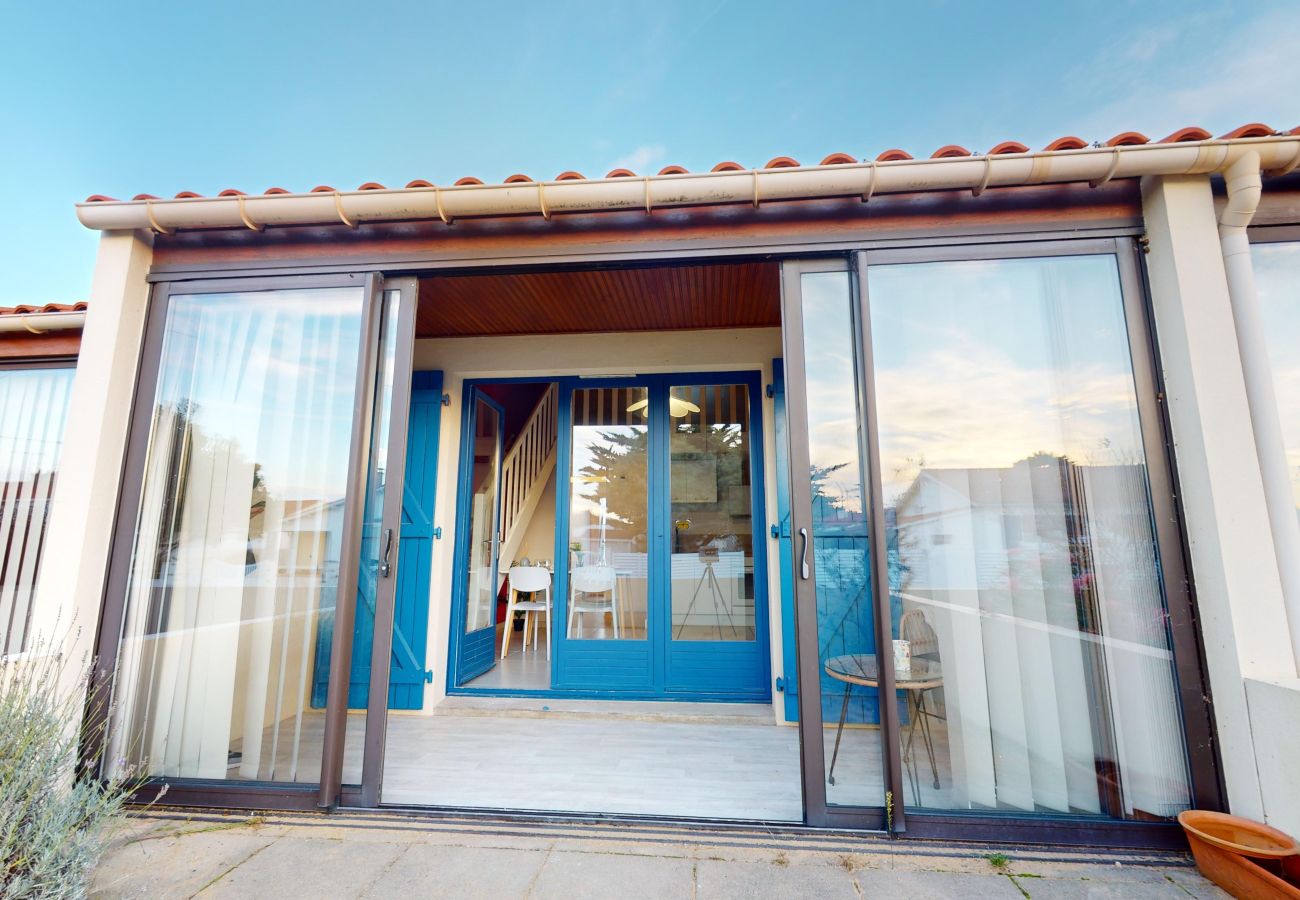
[92,272,388,810]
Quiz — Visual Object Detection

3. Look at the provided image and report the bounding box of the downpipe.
[1219,150,1300,674]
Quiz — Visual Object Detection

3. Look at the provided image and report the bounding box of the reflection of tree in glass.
[576,428,649,537]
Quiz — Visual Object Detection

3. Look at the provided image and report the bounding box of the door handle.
[799,527,810,580]
[380,527,394,578]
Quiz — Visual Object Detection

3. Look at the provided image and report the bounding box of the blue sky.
[2,0,1295,304]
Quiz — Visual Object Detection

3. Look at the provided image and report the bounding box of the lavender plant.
[0,643,139,899]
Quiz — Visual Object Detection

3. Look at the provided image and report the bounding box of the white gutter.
[76,136,1300,234]
[1219,151,1300,674]
[0,311,86,334]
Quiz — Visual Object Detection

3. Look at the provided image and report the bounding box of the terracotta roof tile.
[1043,136,1089,151]
[989,141,1030,155]
[0,301,87,317]
[931,145,972,158]
[1220,123,1276,139]
[1161,127,1212,143]
[82,123,1300,204]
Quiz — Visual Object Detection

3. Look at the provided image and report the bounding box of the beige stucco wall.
[412,327,789,719]
[1142,174,1300,833]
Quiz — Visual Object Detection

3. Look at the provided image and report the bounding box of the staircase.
[497,384,558,574]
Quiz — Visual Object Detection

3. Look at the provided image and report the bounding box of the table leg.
[827,683,853,787]
[916,690,941,790]
[903,691,923,805]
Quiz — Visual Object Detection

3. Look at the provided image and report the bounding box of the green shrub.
[0,642,142,899]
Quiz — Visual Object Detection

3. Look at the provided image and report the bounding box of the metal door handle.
[380,528,394,578]
[799,527,810,580]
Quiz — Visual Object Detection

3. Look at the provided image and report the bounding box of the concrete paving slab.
[529,849,695,899]
[855,868,1026,898]
[360,843,548,899]
[91,830,275,899]
[1163,867,1234,899]
[1010,873,1191,898]
[198,836,405,899]
[694,857,860,899]
[93,811,1231,900]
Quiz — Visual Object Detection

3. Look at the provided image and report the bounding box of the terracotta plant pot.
[1178,810,1300,899]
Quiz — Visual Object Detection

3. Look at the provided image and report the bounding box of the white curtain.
[0,367,74,655]
[109,289,361,783]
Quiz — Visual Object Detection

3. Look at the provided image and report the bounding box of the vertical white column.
[1140,175,1295,822]
[28,230,153,695]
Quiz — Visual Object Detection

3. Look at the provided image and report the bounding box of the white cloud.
[1064,5,1300,140]
[608,144,667,174]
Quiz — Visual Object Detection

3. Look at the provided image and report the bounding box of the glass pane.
[342,289,401,785]
[463,398,501,634]
[0,366,74,654]
[107,286,365,784]
[868,254,1192,819]
[798,271,884,807]
[669,385,755,641]
[1253,241,1300,519]
[567,387,648,640]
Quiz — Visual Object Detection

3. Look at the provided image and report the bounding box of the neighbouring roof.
[0,302,86,317]
[84,123,1297,202]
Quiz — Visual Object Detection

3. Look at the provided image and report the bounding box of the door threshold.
[433,694,781,725]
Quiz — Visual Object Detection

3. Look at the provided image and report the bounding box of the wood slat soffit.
[415,261,780,338]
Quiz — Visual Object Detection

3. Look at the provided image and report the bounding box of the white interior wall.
[412,327,787,719]
[515,467,557,565]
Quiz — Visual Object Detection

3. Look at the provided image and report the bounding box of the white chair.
[501,566,552,660]
[567,565,618,638]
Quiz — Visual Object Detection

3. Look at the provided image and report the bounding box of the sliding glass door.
[101,274,416,808]
[782,261,897,829]
[783,242,1217,836]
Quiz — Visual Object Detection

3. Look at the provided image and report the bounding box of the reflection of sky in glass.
[156,288,363,502]
[1253,242,1300,516]
[867,255,1144,503]
[800,272,864,515]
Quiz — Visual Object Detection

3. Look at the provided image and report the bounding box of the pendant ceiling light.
[626,396,701,418]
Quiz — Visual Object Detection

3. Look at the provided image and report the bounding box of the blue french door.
[453,389,506,684]
[552,373,771,700]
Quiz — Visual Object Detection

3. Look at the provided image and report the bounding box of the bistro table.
[823,653,944,802]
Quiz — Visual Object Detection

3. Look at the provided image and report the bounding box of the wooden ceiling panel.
[416,261,780,337]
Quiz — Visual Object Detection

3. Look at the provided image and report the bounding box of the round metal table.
[823,653,944,799]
